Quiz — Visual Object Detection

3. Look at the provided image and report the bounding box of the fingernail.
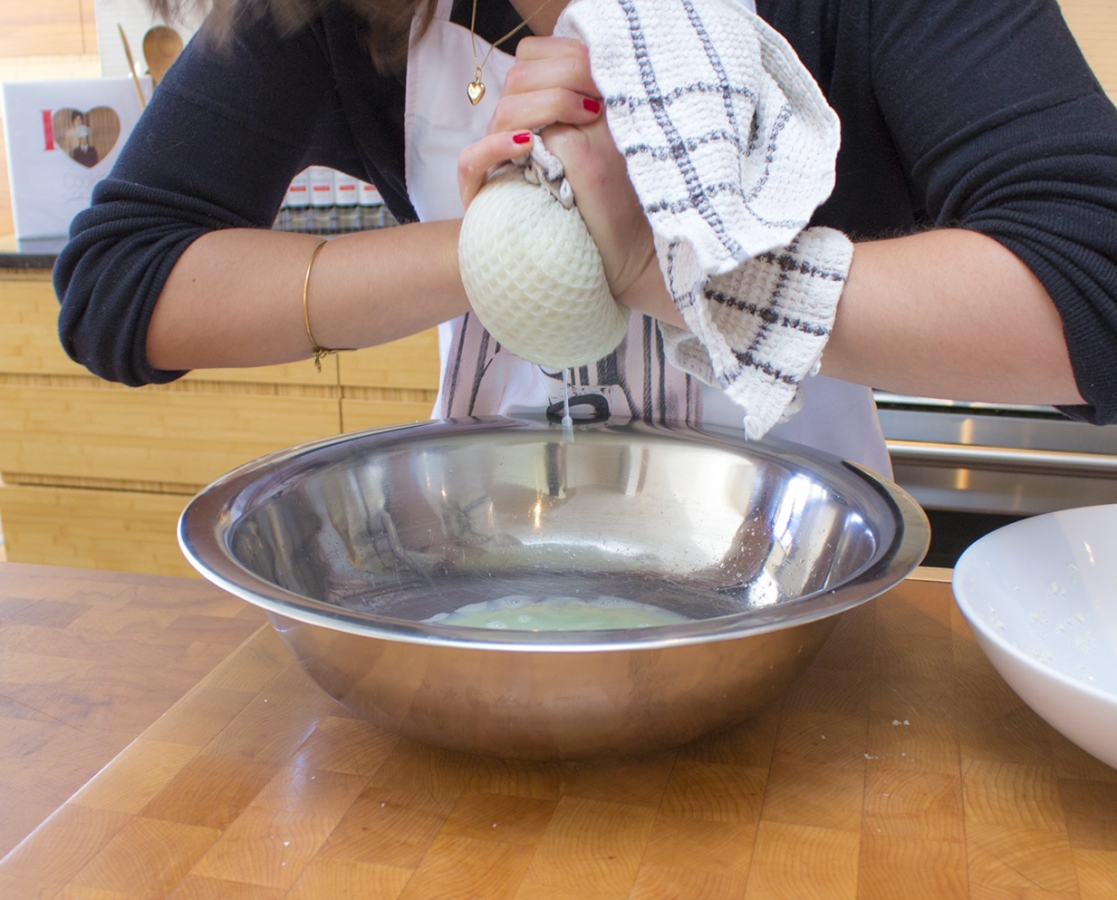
[513,132,532,144]
[583,97,601,114]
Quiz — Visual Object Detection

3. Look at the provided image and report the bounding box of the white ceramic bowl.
[953,504,1117,768]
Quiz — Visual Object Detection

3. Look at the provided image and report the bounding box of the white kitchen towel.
[555,0,853,438]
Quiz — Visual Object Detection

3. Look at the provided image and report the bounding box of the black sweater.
[55,0,1117,424]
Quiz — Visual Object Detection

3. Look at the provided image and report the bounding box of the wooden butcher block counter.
[1,565,1115,900]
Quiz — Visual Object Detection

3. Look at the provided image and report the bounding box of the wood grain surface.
[0,275,440,576]
[0,0,94,58]
[2,577,1114,899]
[0,486,200,577]
[0,562,265,859]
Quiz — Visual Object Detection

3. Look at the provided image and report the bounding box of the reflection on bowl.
[181,416,928,759]
[953,504,1117,768]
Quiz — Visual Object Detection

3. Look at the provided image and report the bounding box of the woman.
[54,0,1117,473]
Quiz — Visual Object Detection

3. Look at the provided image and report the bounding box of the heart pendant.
[467,79,486,106]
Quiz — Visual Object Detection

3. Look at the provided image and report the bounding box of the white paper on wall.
[1,78,149,240]
[95,0,209,79]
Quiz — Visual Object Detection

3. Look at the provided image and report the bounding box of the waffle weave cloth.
[556,0,854,438]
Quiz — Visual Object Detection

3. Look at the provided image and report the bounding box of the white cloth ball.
[458,167,629,369]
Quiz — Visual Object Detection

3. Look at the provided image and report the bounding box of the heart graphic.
[52,107,121,169]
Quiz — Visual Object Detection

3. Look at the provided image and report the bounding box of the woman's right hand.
[457,37,600,209]
[457,36,680,326]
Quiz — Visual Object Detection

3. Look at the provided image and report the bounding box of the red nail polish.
[513,132,532,144]
[583,97,601,114]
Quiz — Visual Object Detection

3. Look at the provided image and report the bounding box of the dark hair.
[149,0,435,73]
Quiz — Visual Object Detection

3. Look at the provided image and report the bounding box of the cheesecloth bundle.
[458,0,853,438]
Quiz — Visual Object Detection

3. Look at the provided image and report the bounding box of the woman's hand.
[457,37,683,327]
[458,38,598,207]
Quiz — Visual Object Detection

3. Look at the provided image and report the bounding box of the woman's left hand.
[457,36,683,327]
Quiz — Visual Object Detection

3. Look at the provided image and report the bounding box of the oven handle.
[886,440,1117,478]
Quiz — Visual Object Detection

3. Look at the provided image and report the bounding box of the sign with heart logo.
[51,107,122,169]
[1,77,147,240]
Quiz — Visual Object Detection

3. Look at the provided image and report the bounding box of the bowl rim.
[952,503,1117,708]
[179,416,930,652]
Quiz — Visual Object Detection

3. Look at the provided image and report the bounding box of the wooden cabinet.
[0,269,440,576]
[1058,0,1117,105]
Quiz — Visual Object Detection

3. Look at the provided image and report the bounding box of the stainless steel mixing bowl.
[180,416,928,759]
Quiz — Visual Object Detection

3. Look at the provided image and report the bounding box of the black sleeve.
[760,0,1117,423]
[53,9,396,386]
[873,0,1117,423]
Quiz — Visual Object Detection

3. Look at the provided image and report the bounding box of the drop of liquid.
[561,371,574,442]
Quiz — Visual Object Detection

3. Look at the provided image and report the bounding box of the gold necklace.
[467,0,557,105]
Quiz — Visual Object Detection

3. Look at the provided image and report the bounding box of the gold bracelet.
[302,239,353,372]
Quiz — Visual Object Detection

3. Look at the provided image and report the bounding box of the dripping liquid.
[561,369,574,442]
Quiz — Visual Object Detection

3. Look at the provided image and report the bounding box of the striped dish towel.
[556,0,853,438]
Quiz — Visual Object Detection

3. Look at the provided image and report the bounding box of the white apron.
[403,0,892,476]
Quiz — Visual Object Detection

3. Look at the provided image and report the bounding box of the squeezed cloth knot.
[517,139,575,209]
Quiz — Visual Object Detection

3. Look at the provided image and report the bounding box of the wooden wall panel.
[0,485,196,576]
[79,0,96,55]
[0,277,434,575]
[0,1,85,58]
[341,398,437,434]
[1060,0,1117,101]
[0,276,336,385]
[0,384,341,486]
[339,331,441,390]
[185,357,339,386]
[338,332,440,432]
[0,274,90,375]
